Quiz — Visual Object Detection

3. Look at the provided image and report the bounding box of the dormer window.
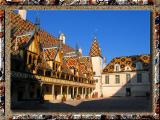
[136,62,142,70]
[114,64,120,72]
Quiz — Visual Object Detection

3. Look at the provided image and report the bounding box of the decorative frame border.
[0,5,159,120]
[0,10,5,117]
[0,0,157,6]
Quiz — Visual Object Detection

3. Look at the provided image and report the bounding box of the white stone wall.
[91,56,103,97]
[91,57,102,76]
[102,71,150,97]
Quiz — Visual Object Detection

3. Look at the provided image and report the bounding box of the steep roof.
[10,12,93,79]
[103,54,150,73]
[89,37,102,57]
[10,12,75,54]
[63,56,93,76]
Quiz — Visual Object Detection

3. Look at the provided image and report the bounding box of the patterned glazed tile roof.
[10,12,75,54]
[10,12,93,79]
[42,48,58,61]
[89,37,102,57]
[63,56,79,69]
[79,56,93,73]
[103,54,150,73]
[11,34,33,51]
[63,56,93,76]
[61,61,72,74]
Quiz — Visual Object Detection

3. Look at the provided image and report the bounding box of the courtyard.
[12,97,152,112]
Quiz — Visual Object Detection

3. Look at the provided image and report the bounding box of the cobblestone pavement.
[12,97,151,112]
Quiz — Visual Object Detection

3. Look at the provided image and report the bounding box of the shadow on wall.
[11,53,43,109]
[112,73,151,97]
[105,58,152,98]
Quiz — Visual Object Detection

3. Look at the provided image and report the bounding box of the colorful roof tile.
[42,48,58,61]
[103,54,150,73]
[10,12,75,54]
[10,12,93,79]
[89,37,102,57]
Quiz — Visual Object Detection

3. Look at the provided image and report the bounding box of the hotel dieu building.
[10,11,96,105]
[11,11,151,106]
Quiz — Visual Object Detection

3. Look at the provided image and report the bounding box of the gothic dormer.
[89,36,102,57]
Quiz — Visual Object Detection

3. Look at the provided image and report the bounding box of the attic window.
[136,62,142,70]
[114,64,120,72]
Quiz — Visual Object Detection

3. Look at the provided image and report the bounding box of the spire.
[89,36,102,57]
[75,42,80,56]
[35,16,40,32]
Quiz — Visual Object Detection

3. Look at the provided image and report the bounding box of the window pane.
[105,76,109,84]
[126,74,131,83]
[115,75,120,84]
[137,74,142,83]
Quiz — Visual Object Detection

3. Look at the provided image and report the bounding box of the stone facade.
[102,55,151,97]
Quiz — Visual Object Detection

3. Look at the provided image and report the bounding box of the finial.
[35,16,40,32]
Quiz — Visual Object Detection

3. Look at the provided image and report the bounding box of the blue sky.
[26,10,150,63]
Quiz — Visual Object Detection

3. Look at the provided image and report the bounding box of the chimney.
[18,10,27,20]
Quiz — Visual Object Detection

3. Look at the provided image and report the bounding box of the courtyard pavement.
[12,97,152,112]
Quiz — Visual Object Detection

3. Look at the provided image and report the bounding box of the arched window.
[136,62,142,70]
[114,64,120,72]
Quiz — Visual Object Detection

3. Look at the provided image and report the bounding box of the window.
[114,64,120,72]
[136,62,142,70]
[137,73,142,83]
[37,69,44,75]
[115,75,120,84]
[116,66,119,71]
[126,74,131,83]
[105,76,109,84]
[45,71,51,77]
